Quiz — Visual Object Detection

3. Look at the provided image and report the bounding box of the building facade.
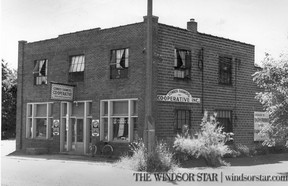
[16,16,262,156]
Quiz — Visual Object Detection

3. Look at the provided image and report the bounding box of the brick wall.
[17,18,262,153]
[18,22,147,152]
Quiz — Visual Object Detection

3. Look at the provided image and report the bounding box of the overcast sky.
[1,0,288,69]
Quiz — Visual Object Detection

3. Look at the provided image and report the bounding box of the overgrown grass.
[173,112,232,167]
[117,140,178,172]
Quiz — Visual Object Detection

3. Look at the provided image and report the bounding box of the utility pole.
[144,0,155,153]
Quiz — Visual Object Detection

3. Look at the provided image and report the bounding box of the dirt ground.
[1,140,288,186]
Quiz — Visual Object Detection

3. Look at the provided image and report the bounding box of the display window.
[100,99,138,142]
[26,102,53,139]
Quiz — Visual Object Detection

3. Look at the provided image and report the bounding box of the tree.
[253,53,288,147]
[2,59,17,139]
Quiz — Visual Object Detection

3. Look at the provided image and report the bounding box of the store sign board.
[51,83,74,101]
[254,112,269,141]
[157,89,200,103]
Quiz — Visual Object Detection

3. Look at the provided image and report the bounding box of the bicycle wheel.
[102,144,113,157]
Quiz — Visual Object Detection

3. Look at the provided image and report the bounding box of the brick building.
[16,16,263,155]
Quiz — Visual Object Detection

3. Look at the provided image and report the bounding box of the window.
[110,48,129,79]
[219,56,232,85]
[216,110,233,133]
[69,55,85,82]
[174,49,191,79]
[33,59,48,85]
[26,102,53,139]
[175,109,191,133]
[100,99,138,142]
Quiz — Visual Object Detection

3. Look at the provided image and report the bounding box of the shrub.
[235,144,250,157]
[173,112,232,167]
[118,140,178,172]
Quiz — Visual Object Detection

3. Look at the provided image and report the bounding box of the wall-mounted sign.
[157,89,200,103]
[52,119,60,136]
[50,82,74,101]
[91,119,99,137]
[254,112,269,141]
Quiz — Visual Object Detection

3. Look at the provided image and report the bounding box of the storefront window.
[26,102,53,139]
[100,99,138,142]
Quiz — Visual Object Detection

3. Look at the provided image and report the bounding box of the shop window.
[110,48,129,79]
[175,109,191,133]
[174,49,191,79]
[219,56,232,85]
[26,102,53,139]
[100,99,138,142]
[69,55,85,82]
[216,110,233,133]
[33,59,48,85]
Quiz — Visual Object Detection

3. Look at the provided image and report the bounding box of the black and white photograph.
[1,0,288,185]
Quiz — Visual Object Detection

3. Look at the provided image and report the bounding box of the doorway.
[71,118,84,153]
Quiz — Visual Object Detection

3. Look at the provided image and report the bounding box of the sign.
[51,82,74,101]
[91,119,99,137]
[254,112,269,141]
[52,119,60,136]
[157,89,200,103]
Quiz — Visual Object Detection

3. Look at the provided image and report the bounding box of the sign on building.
[50,82,74,101]
[254,112,269,141]
[157,89,200,103]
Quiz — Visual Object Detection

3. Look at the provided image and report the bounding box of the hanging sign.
[50,82,74,101]
[52,119,60,136]
[254,112,269,141]
[157,89,200,103]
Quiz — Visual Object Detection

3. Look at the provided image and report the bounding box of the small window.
[175,109,191,133]
[110,48,129,79]
[219,56,232,85]
[69,55,85,82]
[216,110,233,133]
[33,59,48,85]
[174,49,191,79]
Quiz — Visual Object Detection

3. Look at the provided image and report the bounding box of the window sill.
[26,137,54,141]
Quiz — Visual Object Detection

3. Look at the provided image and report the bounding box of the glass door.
[71,118,84,153]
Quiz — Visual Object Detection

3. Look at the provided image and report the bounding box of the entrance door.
[71,118,84,153]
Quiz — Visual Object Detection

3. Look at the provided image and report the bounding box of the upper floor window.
[110,48,129,79]
[174,49,191,79]
[33,59,48,85]
[69,55,85,82]
[175,109,191,134]
[219,56,232,85]
[216,110,233,133]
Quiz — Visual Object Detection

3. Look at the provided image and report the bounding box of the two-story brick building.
[16,15,262,156]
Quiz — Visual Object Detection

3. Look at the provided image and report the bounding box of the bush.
[173,112,232,167]
[118,140,178,172]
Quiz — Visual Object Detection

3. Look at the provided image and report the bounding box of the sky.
[1,0,288,70]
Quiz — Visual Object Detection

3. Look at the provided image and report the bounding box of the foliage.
[2,59,17,139]
[252,53,288,147]
[117,140,178,172]
[173,112,232,167]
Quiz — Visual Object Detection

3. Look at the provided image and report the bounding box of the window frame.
[110,48,129,79]
[218,56,232,85]
[174,48,191,79]
[26,102,54,140]
[33,59,48,85]
[100,98,138,142]
[174,109,191,134]
[68,55,85,82]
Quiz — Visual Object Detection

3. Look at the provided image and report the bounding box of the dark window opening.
[174,49,191,79]
[216,110,233,133]
[110,48,129,79]
[33,59,48,85]
[219,56,232,85]
[175,109,191,133]
[68,55,85,82]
